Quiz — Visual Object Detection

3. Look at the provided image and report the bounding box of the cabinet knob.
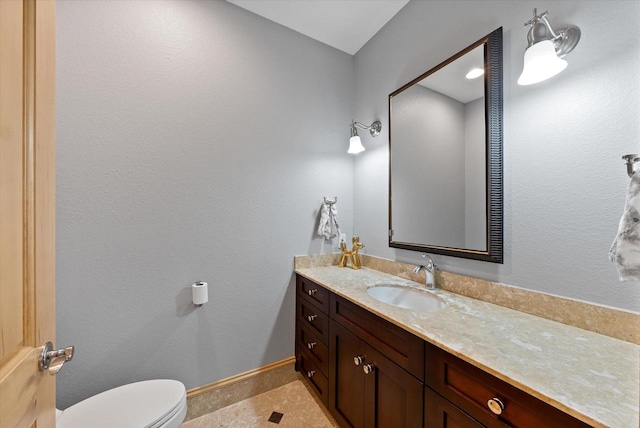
[308,288,318,296]
[307,314,317,322]
[353,355,364,366]
[307,342,316,350]
[363,364,374,374]
[487,397,505,415]
[307,370,315,378]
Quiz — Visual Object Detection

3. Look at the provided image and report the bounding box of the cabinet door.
[363,345,423,428]
[329,321,366,428]
[425,387,485,428]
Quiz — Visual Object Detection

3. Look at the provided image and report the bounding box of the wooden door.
[363,345,423,428]
[0,0,56,427]
[329,321,366,428]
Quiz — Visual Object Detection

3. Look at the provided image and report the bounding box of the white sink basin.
[367,284,446,312]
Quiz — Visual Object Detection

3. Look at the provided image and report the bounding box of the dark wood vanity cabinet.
[329,291,425,427]
[296,280,431,428]
[295,275,331,405]
[296,275,423,428]
[295,275,592,428]
[329,319,423,428]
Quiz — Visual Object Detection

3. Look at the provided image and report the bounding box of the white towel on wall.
[317,202,340,239]
[610,168,640,281]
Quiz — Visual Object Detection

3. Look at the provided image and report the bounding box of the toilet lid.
[57,379,186,428]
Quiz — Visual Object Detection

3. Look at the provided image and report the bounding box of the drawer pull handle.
[307,342,316,350]
[363,364,374,374]
[353,356,364,366]
[308,289,318,296]
[487,398,505,415]
[307,314,317,322]
[307,370,315,378]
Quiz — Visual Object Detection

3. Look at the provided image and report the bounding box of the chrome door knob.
[307,342,316,350]
[487,397,505,415]
[307,370,315,378]
[307,314,317,322]
[308,289,318,296]
[353,355,364,366]
[363,364,374,374]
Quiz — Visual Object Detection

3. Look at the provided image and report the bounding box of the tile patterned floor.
[181,380,338,427]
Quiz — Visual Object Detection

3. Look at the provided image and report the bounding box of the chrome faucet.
[413,256,437,290]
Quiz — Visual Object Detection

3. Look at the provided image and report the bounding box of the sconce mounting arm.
[524,8,580,58]
[352,120,382,137]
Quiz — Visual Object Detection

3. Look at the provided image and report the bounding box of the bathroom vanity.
[294,267,639,428]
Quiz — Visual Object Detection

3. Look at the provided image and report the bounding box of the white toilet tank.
[56,379,187,428]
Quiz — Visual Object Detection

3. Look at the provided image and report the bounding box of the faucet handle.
[421,254,436,270]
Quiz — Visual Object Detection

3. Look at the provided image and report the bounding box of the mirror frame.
[388,27,503,263]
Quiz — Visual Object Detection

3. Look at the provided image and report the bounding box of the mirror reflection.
[391,45,486,250]
[389,28,503,263]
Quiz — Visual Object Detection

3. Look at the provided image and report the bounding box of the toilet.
[56,379,187,428]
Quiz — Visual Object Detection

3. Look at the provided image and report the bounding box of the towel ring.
[323,197,338,206]
[623,154,639,177]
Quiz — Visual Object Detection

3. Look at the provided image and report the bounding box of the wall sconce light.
[517,8,581,86]
[348,120,382,154]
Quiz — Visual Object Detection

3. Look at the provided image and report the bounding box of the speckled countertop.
[295,266,640,428]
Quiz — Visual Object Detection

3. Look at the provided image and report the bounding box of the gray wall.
[56,0,353,408]
[354,0,640,311]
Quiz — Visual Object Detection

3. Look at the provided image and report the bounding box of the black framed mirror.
[388,27,503,263]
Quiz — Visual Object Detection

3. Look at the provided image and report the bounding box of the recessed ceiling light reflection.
[465,68,484,79]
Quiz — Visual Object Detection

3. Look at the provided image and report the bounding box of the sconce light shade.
[517,40,567,85]
[348,136,366,154]
[348,120,381,154]
[517,9,580,86]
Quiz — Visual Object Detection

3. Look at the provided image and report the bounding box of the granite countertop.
[294,266,640,428]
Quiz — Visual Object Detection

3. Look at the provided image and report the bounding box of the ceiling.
[227,0,482,103]
[226,0,410,55]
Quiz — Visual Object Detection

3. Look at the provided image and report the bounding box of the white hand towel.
[317,202,340,239]
[610,169,640,281]
[317,202,331,238]
[329,203,340,238]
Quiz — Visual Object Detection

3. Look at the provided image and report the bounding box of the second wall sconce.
[517,8,581,85]
[348,120,382,154]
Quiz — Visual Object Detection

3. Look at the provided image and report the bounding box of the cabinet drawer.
[297,347,329,407]
[425,344,591,428]
[297,298,329,345]
[297,324,329,376]
[297,275,330,313]
[331,294,424,380]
